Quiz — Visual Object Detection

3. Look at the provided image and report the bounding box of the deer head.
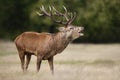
[36,5,84,40]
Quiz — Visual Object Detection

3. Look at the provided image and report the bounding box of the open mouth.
[79,28,84,36]
[80,32,84,36]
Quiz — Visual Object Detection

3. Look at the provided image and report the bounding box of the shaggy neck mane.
[53,31,72,53]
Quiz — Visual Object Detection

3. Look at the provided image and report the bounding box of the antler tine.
[52,6,63,16]
[35,5,45,16]
[50,6,76,25]
[62,6,76,26]
[40,5,51,16]
[50,6,66,24]
[49,6,52,11]
[62,6,69,21]
[51,15,67,25]
[49,6,53,17]
[49,6,61,23]
[70,12,73,19]
[67,12,77,25]
[36,11,44,16]
[52,6,69,22]
[63,6,67,13]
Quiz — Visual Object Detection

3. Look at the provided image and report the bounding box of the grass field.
[0,40,120,80]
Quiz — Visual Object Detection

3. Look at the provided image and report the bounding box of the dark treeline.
[0,0,120,43]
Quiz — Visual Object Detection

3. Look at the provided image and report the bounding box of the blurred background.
[0,0,120,43]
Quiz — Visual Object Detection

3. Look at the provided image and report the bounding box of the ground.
[0,41,120,80]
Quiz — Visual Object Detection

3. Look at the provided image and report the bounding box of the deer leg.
[37,55,42,72]
[25,54,31,71]
[19,51,25,72]
[48,56,54,75]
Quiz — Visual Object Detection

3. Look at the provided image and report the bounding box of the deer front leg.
[37,55,42,72]
[48,56,54,75]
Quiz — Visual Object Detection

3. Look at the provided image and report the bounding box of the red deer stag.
[14,6,84,74]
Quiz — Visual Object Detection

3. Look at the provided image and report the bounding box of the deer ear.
[58,27,65,31]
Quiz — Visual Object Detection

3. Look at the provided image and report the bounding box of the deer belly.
[25,48,37,55]
[42,51,56,60]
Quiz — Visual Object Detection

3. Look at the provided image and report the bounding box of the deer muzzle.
[78,27,84,36]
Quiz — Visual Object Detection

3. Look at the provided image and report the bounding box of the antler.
[36,5,51,16]
[36,5,77,26]
[52,6,77,25]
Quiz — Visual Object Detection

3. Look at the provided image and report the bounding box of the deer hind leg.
[18,51,25,72]
[48,56,54,75]
[25,54,31,71]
